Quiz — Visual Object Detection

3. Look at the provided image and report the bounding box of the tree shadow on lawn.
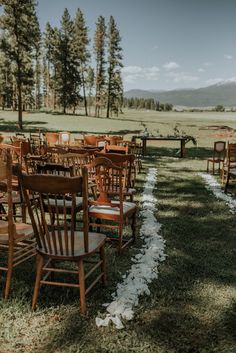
[145,146,212,159]
[0,119,48,133]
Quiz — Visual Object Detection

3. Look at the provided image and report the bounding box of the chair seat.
[38,231,106,258]
[89,200,136,216]
[0,220,34,244]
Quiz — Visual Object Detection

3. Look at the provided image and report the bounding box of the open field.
[1,109,236,147]
[0,110,236,353]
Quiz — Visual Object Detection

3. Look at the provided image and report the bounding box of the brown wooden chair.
[104,144,128,154]
[88,157,136,254]
[221,142,236,192]
[207,141,226,175]
[0,149,36,299]
[94,152,136,201]
[44,132,59,147]
[20,168,106,314]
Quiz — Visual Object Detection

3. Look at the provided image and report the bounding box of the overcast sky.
[37,0,236,91]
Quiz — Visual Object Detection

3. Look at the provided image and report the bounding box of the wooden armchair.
[88,157,137,254]
[20,168,106,314]
[0,149,36,299]
[207,141,226,175]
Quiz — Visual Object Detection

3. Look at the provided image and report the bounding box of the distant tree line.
[123,97,173,111]
[0,0,123,129]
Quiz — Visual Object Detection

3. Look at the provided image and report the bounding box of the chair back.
[59,131,71,145]
[20,169,89,256]
[94,152,135,190]
[226,142,236,166]
[88,157,123,210]
[44,132,59,147]
[104,144,128,154]
[0,149,15,242]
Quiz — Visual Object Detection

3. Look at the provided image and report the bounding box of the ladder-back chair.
[221,142,236,192]
[20,168,106,313]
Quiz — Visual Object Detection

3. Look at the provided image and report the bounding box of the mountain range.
[124,81,236,107]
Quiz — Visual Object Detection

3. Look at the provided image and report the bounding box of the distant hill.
[124,81,236,107]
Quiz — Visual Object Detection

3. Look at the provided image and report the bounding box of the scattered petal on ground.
[198,172,236,213]
[95,168,166,329]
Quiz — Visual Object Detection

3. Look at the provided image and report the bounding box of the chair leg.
[212,161,215,175]
[32,254,44,310]
[207,160,209,173]
[78,259,86,315]
[118,224,123,255]
[4,246,14,299]
[100,245,106,285]
[131,212,136,243]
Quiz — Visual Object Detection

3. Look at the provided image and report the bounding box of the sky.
[36,0,236,91]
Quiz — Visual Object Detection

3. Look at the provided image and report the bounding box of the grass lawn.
[0,110,235,352]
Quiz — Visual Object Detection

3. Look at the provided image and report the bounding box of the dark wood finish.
[207,141,226,175]
[20,168,106,314]
[133,136,190,157]
[0,149,36,299]
[221,142,236,192]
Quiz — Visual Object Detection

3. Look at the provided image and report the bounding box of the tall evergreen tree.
[94,16,106,117]
[56,8,80,113]
[106,16,123,118]
[0,0,40,129]
[43,23,59,110]
[73,8,90,116]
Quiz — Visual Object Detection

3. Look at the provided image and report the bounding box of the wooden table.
[132,136,191,157]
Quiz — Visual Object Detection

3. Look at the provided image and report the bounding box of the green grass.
[0,110,236,352]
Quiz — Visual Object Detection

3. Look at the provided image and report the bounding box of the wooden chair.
[20,168,106,314]
[104,144,128,154]
[29,131,43,155]
[88,157,136,254]
[44,132,59,147]
[105,135,123,145]
[94,152,136,201]
[0,149,36,299]
[59,131,71,145]
[221,142,236,192]
[207,141,226,175]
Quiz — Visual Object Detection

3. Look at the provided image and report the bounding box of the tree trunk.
[80,71,87,116]
[18,83,23,130]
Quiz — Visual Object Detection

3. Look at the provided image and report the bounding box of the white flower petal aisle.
[198,172,236,213]
[96,168,166,329]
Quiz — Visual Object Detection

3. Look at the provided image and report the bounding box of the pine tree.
[55,8,80,113]
[43,23,59,110]
[106,16,123,118]
[0,46,13,110]
[94,16,106,117]
[73,8,90,116]
[0,0,40,129]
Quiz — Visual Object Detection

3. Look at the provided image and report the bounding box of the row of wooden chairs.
[0,143,141,313]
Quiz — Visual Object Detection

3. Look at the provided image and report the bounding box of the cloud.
[198,68,205,73]
[224,54,233,60]
[165,71,199,83]
[122,65,160,83]
[163,61,180,70]
[205,78,223,85]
